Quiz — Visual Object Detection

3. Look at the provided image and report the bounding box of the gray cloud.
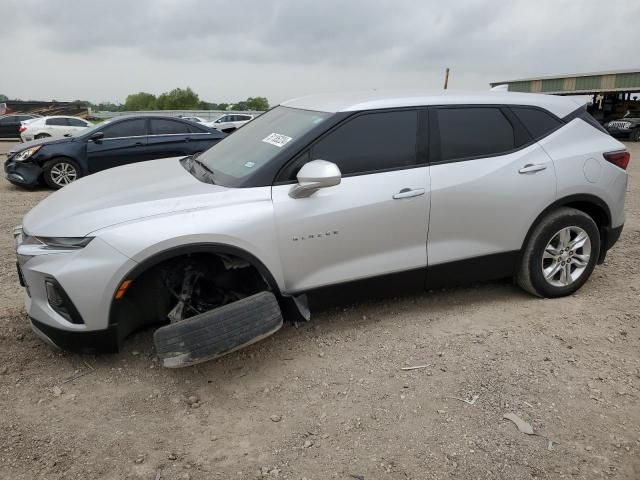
[1,0,638,103]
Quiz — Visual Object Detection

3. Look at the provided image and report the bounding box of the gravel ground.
[0,140,638,480]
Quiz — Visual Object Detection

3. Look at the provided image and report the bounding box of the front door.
[272,110,430,293]
[86,118,148,173]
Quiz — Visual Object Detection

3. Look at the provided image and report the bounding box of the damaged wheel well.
[108,244,279,345]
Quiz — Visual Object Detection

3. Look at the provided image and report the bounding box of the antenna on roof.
[443,68,450,90]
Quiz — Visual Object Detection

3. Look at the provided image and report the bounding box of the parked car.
[5,115,225,189]
[605,109,640,141]
[14,91,628,367]
[210,113,254,132]
[0,114,39,139]
[20,116,91,142]
[179,116,208,124]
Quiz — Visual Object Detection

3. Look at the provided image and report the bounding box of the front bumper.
[17,235,137,352]
[4,159,43,187]
[606,127,633,138]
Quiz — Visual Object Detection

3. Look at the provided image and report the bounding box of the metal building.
[490,69,640,122]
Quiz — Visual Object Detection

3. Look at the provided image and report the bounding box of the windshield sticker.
[262,133,293,148]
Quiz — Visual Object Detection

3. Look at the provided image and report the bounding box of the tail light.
[19,125,27,133]
[603,150,630,170]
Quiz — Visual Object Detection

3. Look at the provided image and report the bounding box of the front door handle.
[393,187,425,200]
[519,163,547,174]
[134,142,144,147]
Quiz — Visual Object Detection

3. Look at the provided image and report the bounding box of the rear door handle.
[393,188,426,199]
[519,163,547,174]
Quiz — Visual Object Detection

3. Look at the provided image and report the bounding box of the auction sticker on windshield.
[262,133,293,148]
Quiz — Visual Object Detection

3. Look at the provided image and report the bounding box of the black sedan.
[0,114,39,139]
[4,115,225,189]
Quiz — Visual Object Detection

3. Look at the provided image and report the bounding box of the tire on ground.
[517,207,600,298]
[632,128,640,142]
[154,291,283,368]
[42,157,82,189]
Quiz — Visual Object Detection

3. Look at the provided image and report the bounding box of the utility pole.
[444,68,450,90]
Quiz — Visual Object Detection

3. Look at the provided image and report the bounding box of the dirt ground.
[0,140,638,480]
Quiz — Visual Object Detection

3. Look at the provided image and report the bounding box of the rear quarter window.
[511,107,563,139]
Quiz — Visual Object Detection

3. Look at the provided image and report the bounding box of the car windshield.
[197,106,331,184]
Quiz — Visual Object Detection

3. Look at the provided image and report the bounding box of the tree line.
[0,88,270,112]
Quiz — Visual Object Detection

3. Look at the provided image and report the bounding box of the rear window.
[511,107,563,139]
[437,107,516,161]
[150,119,190,135]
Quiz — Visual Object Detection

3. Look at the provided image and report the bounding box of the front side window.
[67,118,88,127]
[198,106,331,184]
[310,110,418,176]
[150,119,190,135]
[102,119,147,139]
[437,108,515,161]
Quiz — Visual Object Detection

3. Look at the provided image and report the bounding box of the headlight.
[21,235,93,250]
[39,237,94,249]
[13,146,42,162]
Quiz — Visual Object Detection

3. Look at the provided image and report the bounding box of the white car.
[20,116,91,142]
[15,90,628,367]
[209,113,254,132]
[180,116,208,124]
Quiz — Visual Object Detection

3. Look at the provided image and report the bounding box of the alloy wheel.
[50,162,78,186]
[541,226,592,287]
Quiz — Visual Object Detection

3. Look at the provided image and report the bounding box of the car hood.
[23,157,234,237]
[8,136,73,155]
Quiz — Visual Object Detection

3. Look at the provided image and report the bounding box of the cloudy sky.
[1,0,638,105]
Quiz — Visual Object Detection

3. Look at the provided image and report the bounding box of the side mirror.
[89,132,104,142]
[289,159,341,199]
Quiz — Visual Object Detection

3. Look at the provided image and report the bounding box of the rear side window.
[150,119,190,135]
[46,118,69,126]
[102,119,147,138]
[311,110,418,176]
[511,107,563,139]
[436,108,515,161]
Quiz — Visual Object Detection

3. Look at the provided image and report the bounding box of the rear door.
[272,109,430,293]
[147,118,196,158]
[45,117,69,137]
[67,117,90,136]
[427,106,556,271]
[86,118,149,173]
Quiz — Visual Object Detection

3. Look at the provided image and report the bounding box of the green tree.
[216,103,230,111]
[245,96,269,111]
[124,92,157,111]
[156,87,199,110]
[0,94,8,102]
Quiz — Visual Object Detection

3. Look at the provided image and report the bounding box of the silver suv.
[15,90,628,366]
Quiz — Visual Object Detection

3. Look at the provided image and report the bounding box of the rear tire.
[517,207,600,298]
[43,158,82,189]
[631,128,640,142]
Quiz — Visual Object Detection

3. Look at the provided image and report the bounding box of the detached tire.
[154,291,283,368]
[43,158,82,189]
[517,207,600,298]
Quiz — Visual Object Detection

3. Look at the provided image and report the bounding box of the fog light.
[45,280,65,308]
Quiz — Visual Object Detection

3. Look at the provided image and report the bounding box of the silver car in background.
[15,90,628,366]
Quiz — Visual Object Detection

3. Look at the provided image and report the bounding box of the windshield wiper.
[190,155,217,184]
